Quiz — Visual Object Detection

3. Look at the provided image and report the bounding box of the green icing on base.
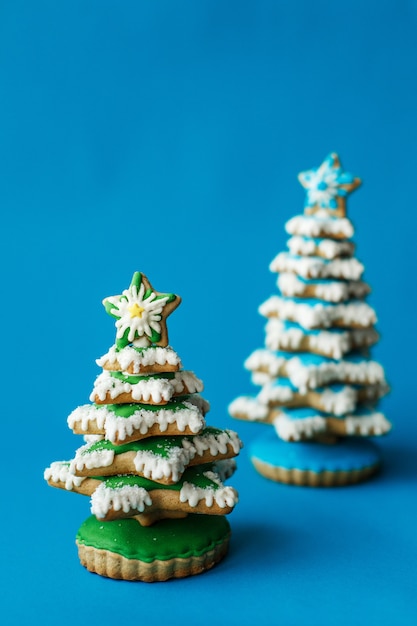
[76,514,230,562]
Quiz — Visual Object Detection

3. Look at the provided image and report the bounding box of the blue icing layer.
[270,378,296,390]
[250,429,381,473]
[269,380,354,394]
[286,253,334,266]
[295,236,351,245]
[281,295,359,308]
[282,275,353,286]
[299,215,346,223]
[278,321,348,336]
[278,406,378,420]
[272,350,371,366]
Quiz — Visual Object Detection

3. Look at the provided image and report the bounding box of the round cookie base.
[249,430,381,487]
[76,514,231,582]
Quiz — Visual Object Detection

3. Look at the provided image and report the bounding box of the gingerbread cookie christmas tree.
[229,154,391,486]
[45,272,242,581]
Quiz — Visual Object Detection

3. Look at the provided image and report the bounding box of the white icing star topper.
[103,272,181,349]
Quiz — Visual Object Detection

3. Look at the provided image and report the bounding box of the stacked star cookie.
[45,272,242,581]
[229,153,391,486]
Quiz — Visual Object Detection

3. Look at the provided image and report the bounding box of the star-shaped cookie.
[298,153,361,217]
[103,272,181,349]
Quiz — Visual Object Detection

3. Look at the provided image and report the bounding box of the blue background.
[2,1,417,624]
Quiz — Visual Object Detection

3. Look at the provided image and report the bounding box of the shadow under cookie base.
[249,429,381,487]
[76,514,231,582]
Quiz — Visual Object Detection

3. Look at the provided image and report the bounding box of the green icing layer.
[99,464,221,492]
[81,435,189,458]
[81,427,224,458]
[93,400,190,418]
[110,371,175,384]
[76,514,230,562]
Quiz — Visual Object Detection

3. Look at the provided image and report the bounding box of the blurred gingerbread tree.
[229,153,391,486]
[45,271,242,581]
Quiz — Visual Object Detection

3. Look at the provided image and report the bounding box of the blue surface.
[2,1,417,625]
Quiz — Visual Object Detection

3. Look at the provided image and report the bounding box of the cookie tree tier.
[45,272,242,581]
[229,153,391,487]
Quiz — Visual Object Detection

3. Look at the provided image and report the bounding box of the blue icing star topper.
[298,153,361,217]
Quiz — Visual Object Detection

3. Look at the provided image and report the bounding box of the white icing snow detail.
[264,318,378,359]
[259,296,377,329]
[68,401,206,443]
[344,412,391,436]
[244,349,387,395]
[228,396,269,421]
[285,214,354,238]
[90,483,152,519]
[96,345,182,373]
[132,447,194,483]
[277,273,370,303]
[44,462,86,491]
[273,414,327,441]
[269,252,364,280]
[70,443,115,473]
[89,370,203,403]
[287,235,354,259]
[184,429,242,457]
[257,382,357,416]
[179,481,238,509]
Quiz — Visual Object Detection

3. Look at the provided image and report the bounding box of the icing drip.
[274,414,327,441]
[265,318,378,359]
[96,345,182,373]
[260,296,377,329]
[44,462,86,491]
[228,396,269,421]
[90,370,203,403]
[70,443,115,473]
[287,236,354,259]
[184,428,242,458]
[245,349,286,377]
[132,446,193,482]
[277,273,370,303]
[273,407,391,441]
[285,214,354,239]
[90,371,174,403]
[257,382,357,416]
[269,252,364,280]
[91,483,152,519]
[68,401,206,442]
[345,412,391,436]
[172,371,204,394]
[244,348,387,393]
[70,427,242,482]
[179,479,238,509]
[257,383,294,404]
